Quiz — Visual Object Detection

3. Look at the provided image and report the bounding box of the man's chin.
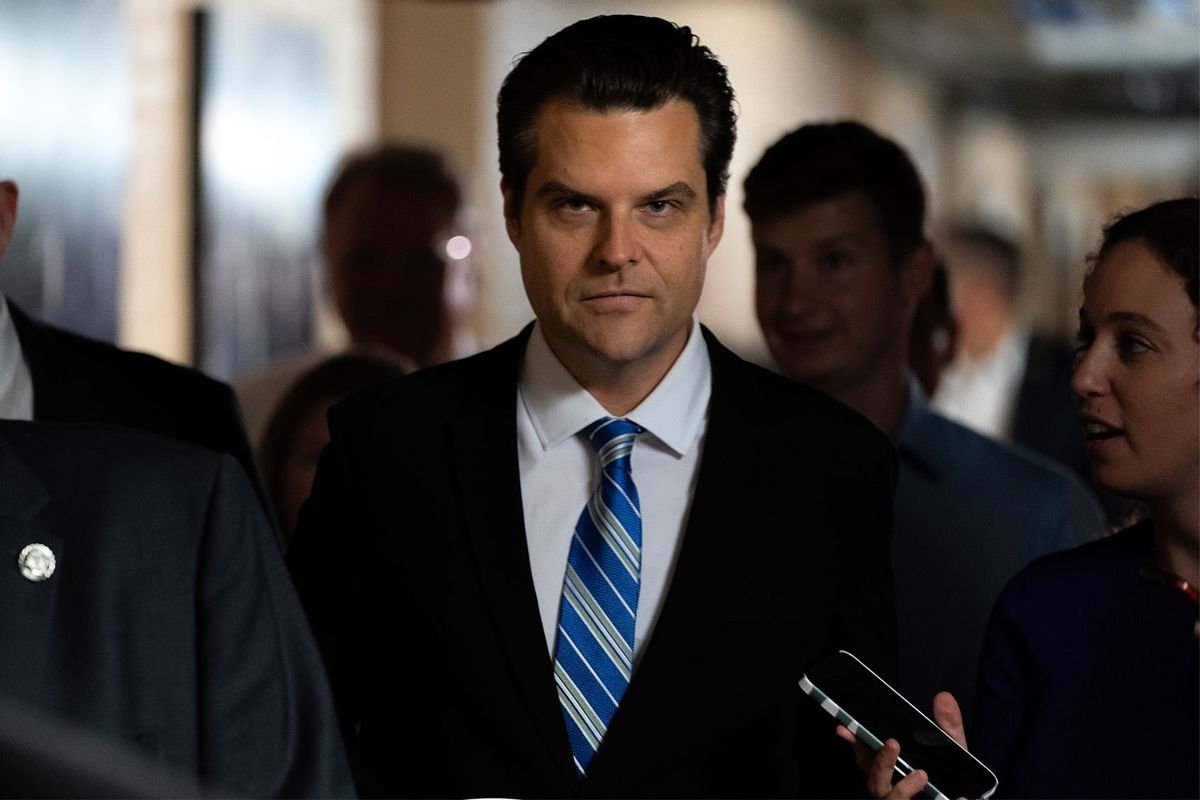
[772,357,845,392]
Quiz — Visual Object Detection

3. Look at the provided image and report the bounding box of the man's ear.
[501,181,521,247]
[706,194,726,253]
[900,240,935,314]
[0,180,18,262]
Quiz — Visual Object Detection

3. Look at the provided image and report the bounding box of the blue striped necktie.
[554,416,643,775]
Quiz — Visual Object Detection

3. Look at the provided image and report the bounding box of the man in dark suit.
[744,121,1104,732]
[290,15,896,798]
[0,179,256,481]
[0,420,353,797]
[931,225,1089,481]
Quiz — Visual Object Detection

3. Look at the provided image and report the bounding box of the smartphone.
[800,650,998,800]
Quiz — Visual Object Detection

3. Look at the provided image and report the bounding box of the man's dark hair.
[1092,197,1198,310]
[945,224,1022,296]
[496,14,736,217]
[743,121,926,259]
[323,144,461,220]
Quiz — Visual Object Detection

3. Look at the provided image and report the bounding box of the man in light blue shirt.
[744,120,1105,727]
[289,17,898,798]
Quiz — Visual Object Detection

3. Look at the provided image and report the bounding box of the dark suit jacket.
[289,325,897,798]
[8,300,256,482]
[0,695,203,798]
[0,421,353,798]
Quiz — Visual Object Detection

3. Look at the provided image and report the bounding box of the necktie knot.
[585,417,642,472]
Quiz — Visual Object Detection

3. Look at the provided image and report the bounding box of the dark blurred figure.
[323,145,465,367]
[259,351,409,540]
[908,259,958,396]
[236,144,476,442]
[933,225,1087,480]
[0,420,353,797]
[0,695,202,798]
[745,120,1105,726]
[0,179,257,481]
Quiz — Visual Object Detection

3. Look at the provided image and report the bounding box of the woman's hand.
[836,691,967,799]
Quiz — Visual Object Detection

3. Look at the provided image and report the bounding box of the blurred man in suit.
[234,145,475,443]
[290,15,896,798]
[0,420,353,797]
[932,225,1088,480]
[0,178,257,484]
[745,121,1105,726]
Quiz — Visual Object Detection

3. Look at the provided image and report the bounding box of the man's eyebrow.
[643,182,698,203]
[533,181,594,202]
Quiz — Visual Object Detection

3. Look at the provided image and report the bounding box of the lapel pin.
[17,543,56,582]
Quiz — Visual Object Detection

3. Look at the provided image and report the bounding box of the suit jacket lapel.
[0,426,62,696]
[446,328,580,789]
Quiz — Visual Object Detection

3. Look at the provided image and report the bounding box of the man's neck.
[959,308,1014,360]
[547,330,692,418]
[818,361,909,440]
[576,357,678,417]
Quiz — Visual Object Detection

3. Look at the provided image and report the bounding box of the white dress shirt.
[932,324,1029,440]
[518,318,711,664]
[0,295,34,421]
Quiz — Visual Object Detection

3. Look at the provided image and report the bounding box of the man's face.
[504,99,724,386]
[0,181,17,262]
[753,192,925,397]
[322,180,454,366]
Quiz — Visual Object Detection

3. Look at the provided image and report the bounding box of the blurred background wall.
[0,0,1196,376]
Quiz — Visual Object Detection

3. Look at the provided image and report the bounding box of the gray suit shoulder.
[920,408,1105,542]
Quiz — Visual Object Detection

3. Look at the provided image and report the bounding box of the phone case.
[799,675,951,800]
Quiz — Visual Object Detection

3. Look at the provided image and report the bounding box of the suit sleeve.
[798,427,898,799]
[287,413,373,787]
[202,382,261,493]
[194,380,276,530]
[196,453,354,798]
[836,431,898,679]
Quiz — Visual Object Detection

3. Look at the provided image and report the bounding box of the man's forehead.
[525,100,706,189]
[754,193,887,243]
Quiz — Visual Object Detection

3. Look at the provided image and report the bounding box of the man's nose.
[776,265,822,315]
[595,213,640,271]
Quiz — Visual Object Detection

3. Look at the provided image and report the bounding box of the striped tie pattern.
[554,417,643,775]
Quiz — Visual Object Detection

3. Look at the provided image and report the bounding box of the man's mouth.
[580,291,650,312]
[775,327,834,345]
[586,291,647,300]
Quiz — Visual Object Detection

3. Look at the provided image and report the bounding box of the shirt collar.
[519,318,711,457]
[955,323,1029,377]
[0,294,34,421]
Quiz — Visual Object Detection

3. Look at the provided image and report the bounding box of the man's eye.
[344,250,383,274]
[559,197,591,212]
[820,250,854,271]
[646,200,671,214]
[755,253,786,273]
